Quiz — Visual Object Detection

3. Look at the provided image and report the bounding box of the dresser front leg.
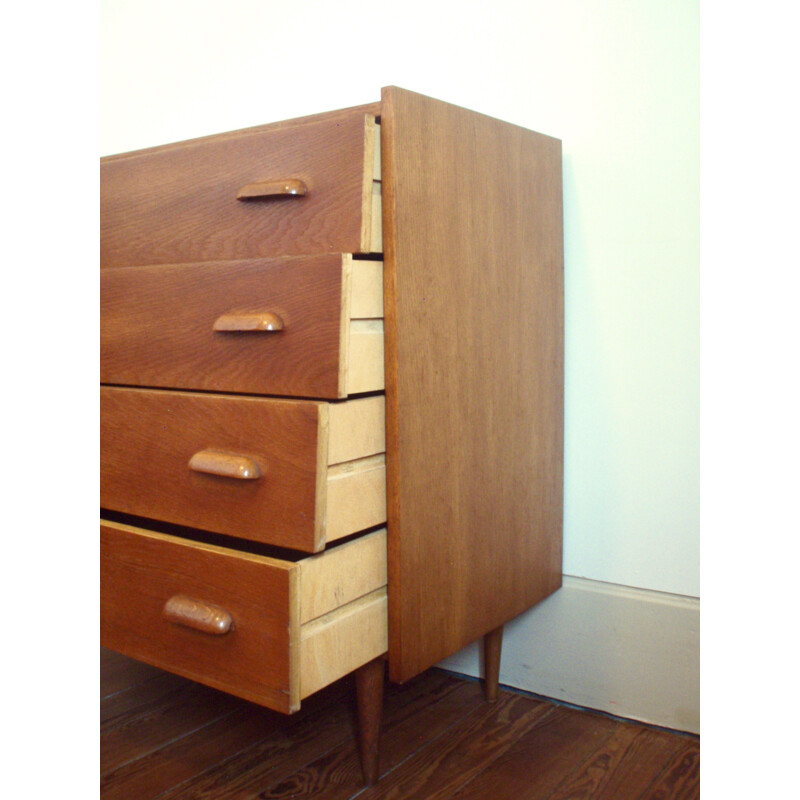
[483,624,503,702]
[355,656,385,785]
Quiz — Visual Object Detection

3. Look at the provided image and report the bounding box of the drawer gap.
[100,510,306,562]
[101,509,387,560]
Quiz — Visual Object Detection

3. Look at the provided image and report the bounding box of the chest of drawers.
[100,86,564,784]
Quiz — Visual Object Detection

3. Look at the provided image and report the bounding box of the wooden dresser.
[100,86,564,784]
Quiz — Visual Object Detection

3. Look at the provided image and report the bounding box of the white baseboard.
[437,576,699,734]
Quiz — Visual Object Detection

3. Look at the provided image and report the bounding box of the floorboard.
[100,648,699,800]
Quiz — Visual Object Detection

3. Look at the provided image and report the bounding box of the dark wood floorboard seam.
[436,704,593,800]
[145,679,361,800]
[104,705,243,779]
[347,699,505,797]
[257,678,486,799]
[635,739,701,800]
[353,694,559,799]
[538,722,641,799]
[404,700,555,800]
[101,673,163,703]
[100,654,700,800]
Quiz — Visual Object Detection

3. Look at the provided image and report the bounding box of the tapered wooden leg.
[483,624,503,703]
[355,656,385,785]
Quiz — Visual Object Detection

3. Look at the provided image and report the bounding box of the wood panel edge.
[297,528,387,624]
[299,588,388,700]
[102,101,382,161]
[379,86,404,683]
[361,116,377,252]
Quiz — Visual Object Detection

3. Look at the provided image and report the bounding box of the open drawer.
[100,254,384,399]
[100,387,386,552]
[100,520,387,713]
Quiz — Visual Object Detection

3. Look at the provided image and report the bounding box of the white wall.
[101,0,699,729]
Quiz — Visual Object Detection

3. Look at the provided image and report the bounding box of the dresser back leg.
[483,625,504,702]
[355,655,385,785]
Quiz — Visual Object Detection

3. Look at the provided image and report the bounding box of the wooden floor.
[101,648,699,799]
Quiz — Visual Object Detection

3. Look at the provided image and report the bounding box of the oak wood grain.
[100,388,387,550]
[350,260,384,319]
[361,116,379,252]
[300,589,388,700]
[101,107,378,267]
[325,454,387,543]
[381,86,565,682]
[327,396,385,466]
[100,103,382,165]
[101,255,348,399]
[298,529,387,623]
[345,320,385,395]
[100,387,325,551]
[102,519,389,716]
[100,521,299,713]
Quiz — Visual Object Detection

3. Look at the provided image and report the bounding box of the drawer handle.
[188,449,262,480]
[236,178,307,200]
[213,311,284,332]
[163,595,234,635]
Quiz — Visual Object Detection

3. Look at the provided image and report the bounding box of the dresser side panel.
[382,86,564,682]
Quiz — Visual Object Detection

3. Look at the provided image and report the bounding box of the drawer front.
[100,387,324,551]
[100,388,387,551]
[101,255,385,399]
[101,109,378,268]
[101,255,347,399]
[101,520,298,712]
[101,521,389,713]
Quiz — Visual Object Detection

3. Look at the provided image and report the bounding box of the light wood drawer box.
[101,107,381,268]
[100,387,386,552]
[101,520,388,714]
[101,254,384,399]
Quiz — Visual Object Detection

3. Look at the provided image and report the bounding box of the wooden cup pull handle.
[163,595,234,635]
[189,449,262,480]
[213,311,284,332]
[236,178,307,200]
